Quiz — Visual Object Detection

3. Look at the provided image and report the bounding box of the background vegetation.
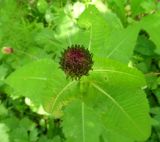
[0,0,160,142]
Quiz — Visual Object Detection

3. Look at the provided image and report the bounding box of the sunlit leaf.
[5,59,78,116]
[139,12,160,53]
[0,123,9,142]
[63,100,102,142]
[83,58,151,141]
[78,5,139,63]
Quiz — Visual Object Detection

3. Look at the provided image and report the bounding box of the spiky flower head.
[59,45,93,80]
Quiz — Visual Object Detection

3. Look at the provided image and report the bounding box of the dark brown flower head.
[59,45,93,80]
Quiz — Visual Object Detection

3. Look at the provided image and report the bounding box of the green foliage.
[63,100,102,142]
[139,12,160,54]
[5,59,78,117]
[0,0,160,141]
[0,123,9,142]
[89,58,150,141]
[78,5,139,63]
[5,57,151,141]
[107,0,127,25]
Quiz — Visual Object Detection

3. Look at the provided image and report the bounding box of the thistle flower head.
[59,45,93,80]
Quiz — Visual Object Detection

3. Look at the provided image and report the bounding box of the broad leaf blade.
[139,12,160,53]
[101,129,134,142]
[84,58,151,141]
[0,123,9,142]
[78,5,110,51]
[104,25,139,63]
[78,5,139,63]
[5,59,77,116]
[63,100,102,142]
[107,0,127,25]
[130,0,145,16]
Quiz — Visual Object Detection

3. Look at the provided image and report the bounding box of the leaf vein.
[91,82,145,137]
[50,81,75,113]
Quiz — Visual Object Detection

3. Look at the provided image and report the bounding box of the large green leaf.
[130,0,157,18]
[78,5,139,63]
[82,58,151,141]
[139,12,160,53]
[63,99,134,142]
[5,59,77,116]
[62,58,151,141]
[107,0,127,25]
[63,100,102,142]
[61,57,151,141]
[5,58,151,141]
[0,123,9,142]
[101,129,134,142]
[130,0,145,16]
[103,25,139,63]
[78,5,110,52]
